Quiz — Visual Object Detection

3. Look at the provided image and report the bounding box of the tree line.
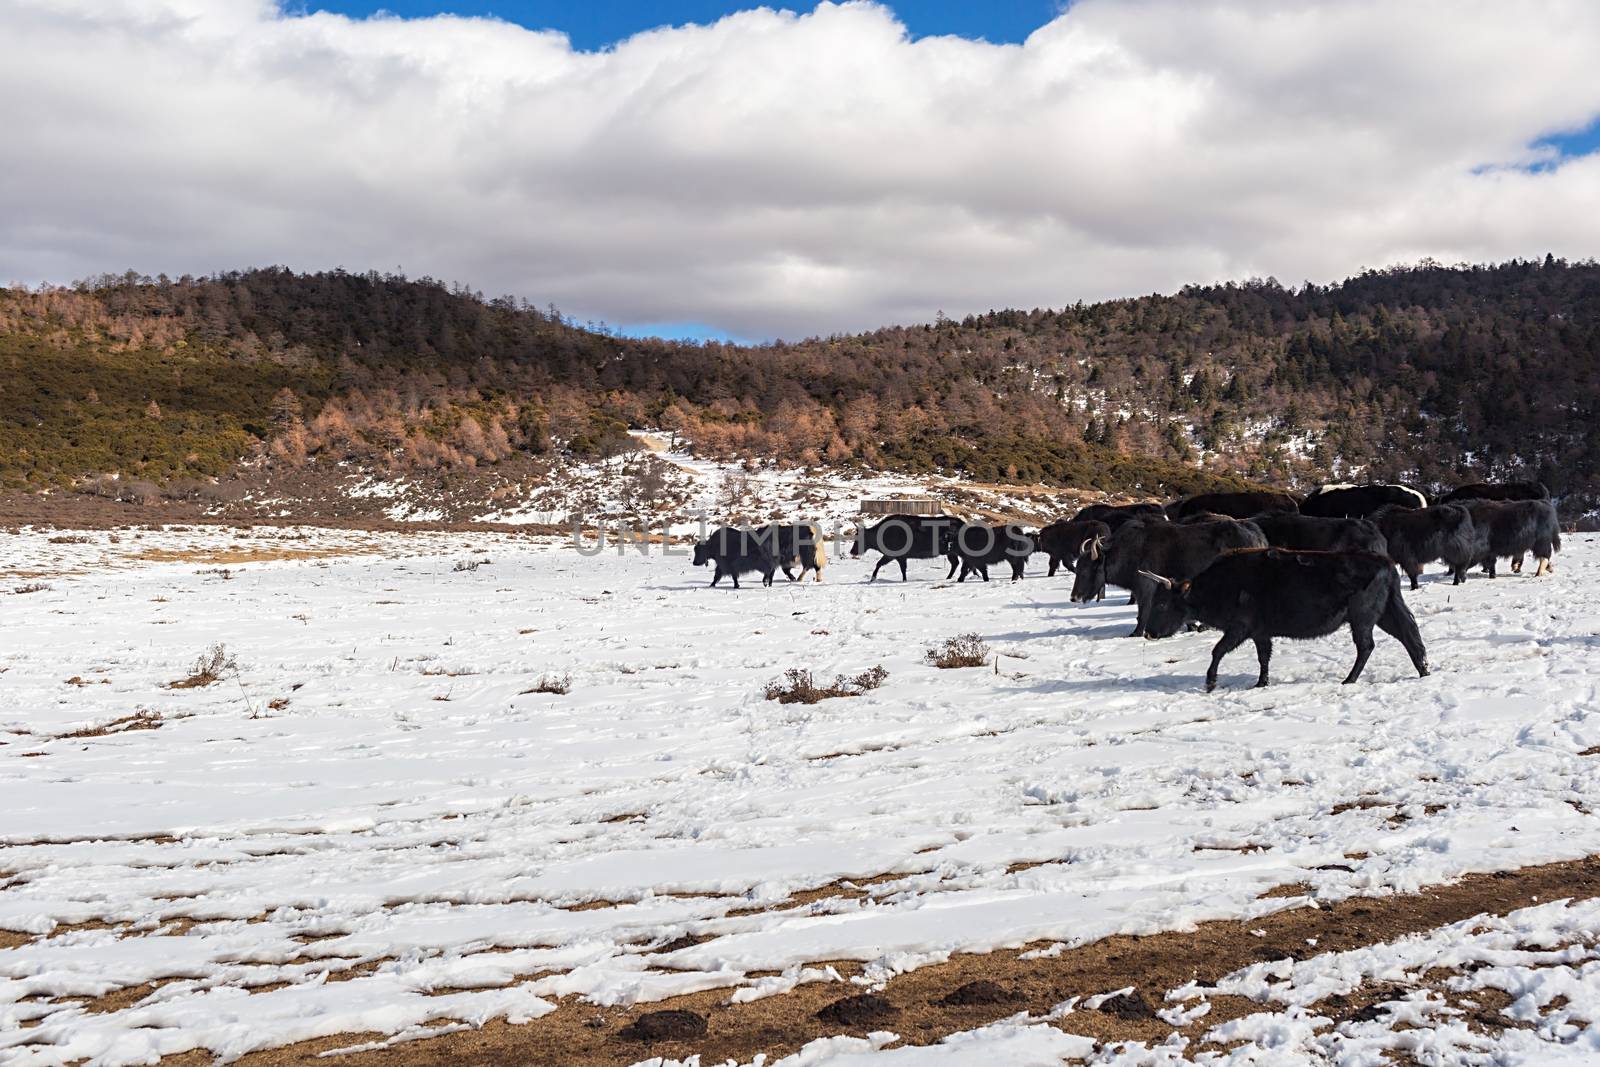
[2,257,1596,511]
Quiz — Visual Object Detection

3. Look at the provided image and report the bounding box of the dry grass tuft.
[522,673,572,696]
[763,665,889,705]
[11,582,50,595]
[169,643,237,689]
[925,633,990,669]
[57,710,162,738]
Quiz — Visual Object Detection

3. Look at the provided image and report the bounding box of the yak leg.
[946,555,961,580]
[1047,555,1060,577]
[1344,623,1376,684]
[1252,636,1273,688]
[898,558,909,581]
[1205,629,1250,692]
[711,565,723,587]
[1511,553,1525,574]
[870,557,891,582]
[1011,559,1025,581]
[763,567,775,587]
[1405,563,1421,590]
[978,563,990,582]
[1130,583,1154,638]
[1452,564,1468,585]
[1533,557,1550,577]
[730,570,741,589]
[1376,603,1430,678]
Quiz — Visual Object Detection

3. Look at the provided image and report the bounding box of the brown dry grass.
[134,546,381,565]
[163,853,1600,1067]
[56,711,162,738]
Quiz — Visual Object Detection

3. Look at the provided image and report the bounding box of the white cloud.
[3,0,1600,337]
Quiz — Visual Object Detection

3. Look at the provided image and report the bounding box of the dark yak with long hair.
[945,523,1036,582]
[1165,491,1299,521]
[1440,481,1550,504]
[1038,518,1111,577]
[1141,548,1430,690]
[1069,502,1167,531]
[1372,503,1479,588]
[1249,512,1389,556]
[850,514,958,582]
[1070,517,1266,637]
[1457,498,1561,577]
[1299,483,1427,519]
[692,527,780,588]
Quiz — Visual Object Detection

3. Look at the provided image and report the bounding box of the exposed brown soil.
[618,1009,708,1042]
[815,992,898,1027]
[154,853,1600,1067]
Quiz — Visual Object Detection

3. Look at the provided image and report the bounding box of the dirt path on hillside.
[162,853,1600,1067]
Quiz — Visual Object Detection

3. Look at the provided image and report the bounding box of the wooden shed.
[859,496,943,517]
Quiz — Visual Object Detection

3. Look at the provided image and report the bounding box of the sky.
[300,1,1061,51]
[4,0,1600,343]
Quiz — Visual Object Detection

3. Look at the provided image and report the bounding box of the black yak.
[1069,502,1167,531]
[692,527,779,588]
[851,514,958,582]
[1441,481,1550,504]
[945,523,1035,582]
[1458,499,1561,577]
[1071,517,1267,637]
[1372,503,1479,588]
[1299,483,1427,518]
[1141,549,1430,690]
[1249,512,1388,556]
[754,523,828,582]
[1038,518,1111,577]
[1166,491,1299,521]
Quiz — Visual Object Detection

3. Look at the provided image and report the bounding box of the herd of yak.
[690,480,1562,690]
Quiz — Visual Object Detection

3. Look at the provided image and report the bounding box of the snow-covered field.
[4,522,1600,1065]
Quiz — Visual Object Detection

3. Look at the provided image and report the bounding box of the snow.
[3,523,1600,1063]
[478,431,1075,532]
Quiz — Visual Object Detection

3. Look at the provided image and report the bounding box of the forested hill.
[3,257,1598,512]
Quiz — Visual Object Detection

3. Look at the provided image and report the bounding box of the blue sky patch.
[1533,115,1600,162]
[294,1,1063,50]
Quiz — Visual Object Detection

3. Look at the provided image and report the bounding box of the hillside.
[3,258,1598,521]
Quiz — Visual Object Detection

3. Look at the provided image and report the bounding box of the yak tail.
[1381,578,1430,678]
[1554,528,1563,554]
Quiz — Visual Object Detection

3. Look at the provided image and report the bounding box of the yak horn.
[1079,537,1094,555]
[1138,569,1174,589]
[1089,534,1105,560]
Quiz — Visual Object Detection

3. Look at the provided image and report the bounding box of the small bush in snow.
[925,634,990,669]
[523,673,572,695]
[171,643,238,689]
[12,582,50,595]
[850,665,889,691]
[763,665,889,704]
